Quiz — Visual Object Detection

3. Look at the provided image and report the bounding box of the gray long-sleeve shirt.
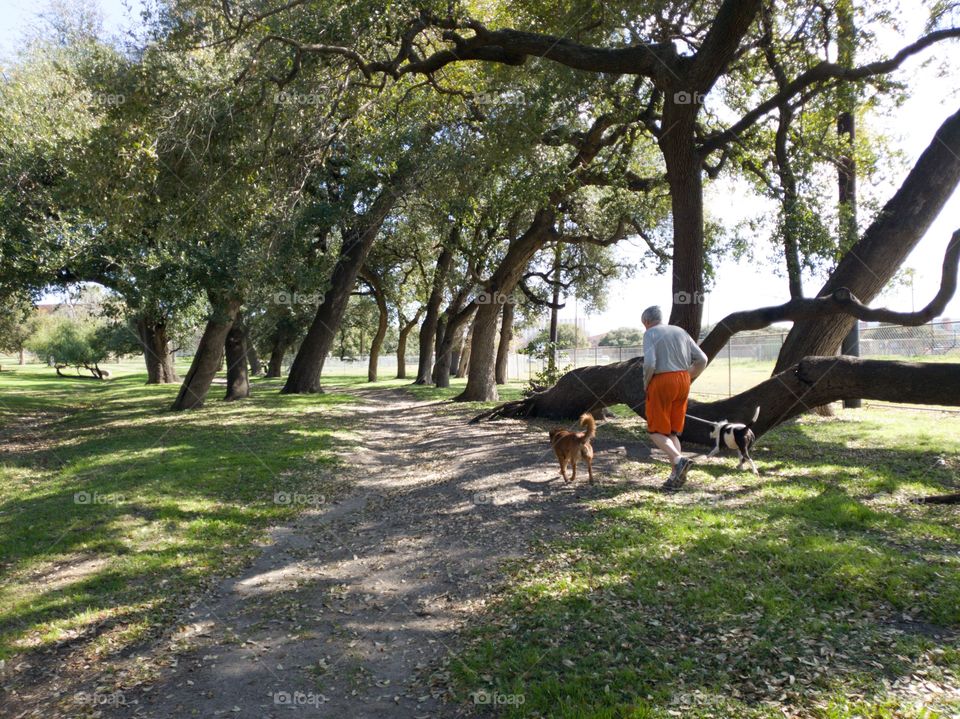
[642,323,708,388]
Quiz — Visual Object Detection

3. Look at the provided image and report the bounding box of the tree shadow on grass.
[0,373,357,673]
[2,377,959,718]
[434,416,960,717]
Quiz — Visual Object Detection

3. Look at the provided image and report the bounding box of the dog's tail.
[578,413,596,441]
[746,406,760,428]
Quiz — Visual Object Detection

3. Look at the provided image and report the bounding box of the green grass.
[449,411,960,718]
[2,362,959,717]
[0,362,524,670]
[0,364,354,665]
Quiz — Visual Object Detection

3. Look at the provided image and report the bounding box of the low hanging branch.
[699,229,960,363]
[471,356,960,447]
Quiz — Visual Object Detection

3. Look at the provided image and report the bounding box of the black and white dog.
[705,406,760,475]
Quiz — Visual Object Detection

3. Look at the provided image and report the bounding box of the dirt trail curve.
[106,388,651,718]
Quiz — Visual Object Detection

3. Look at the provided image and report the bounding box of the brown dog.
[548,413,596,484]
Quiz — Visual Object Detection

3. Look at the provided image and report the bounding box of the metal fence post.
[727,341,732,397]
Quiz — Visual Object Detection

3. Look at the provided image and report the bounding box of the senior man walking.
[641,306,708,491]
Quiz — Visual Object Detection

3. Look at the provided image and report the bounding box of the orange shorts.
[645,370,691,435]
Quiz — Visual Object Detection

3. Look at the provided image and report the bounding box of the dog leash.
[684,413,719,425]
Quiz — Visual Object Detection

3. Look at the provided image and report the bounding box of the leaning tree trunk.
[136,315,179,384]
[457,209,555,402]
[471,356,960,446]
[171,297,241,410]
[367,305,387,382]
[416,243,455,384]
[283,230,371,393]
[495,300,514,385]
[282,172,409,394]
[432,282,475,385]
[775,105,960,372]
[456,301,500,396]
[433,347,454,387]
[224,321,251,401]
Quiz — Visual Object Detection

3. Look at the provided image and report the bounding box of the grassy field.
[1,362,958,718]
[0,362,528,670]
[0,364,357,667]
[447,410,960,718]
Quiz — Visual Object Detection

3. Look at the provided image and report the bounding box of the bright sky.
[0,0,144,57]
[2,1,958,332]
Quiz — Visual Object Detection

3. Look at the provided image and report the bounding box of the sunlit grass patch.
[0,366,352,663]
[450,411,960,717]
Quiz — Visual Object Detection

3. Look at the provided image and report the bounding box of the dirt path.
[103,388,653,718]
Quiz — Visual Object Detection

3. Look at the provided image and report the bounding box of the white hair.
[641,305,662,324]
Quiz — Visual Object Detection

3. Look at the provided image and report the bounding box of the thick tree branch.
[776,104,960,371]
[703,27,960,153]
[687,0,763,91]
[699,229,960,363]
[397,18,682,83]
[471,356,960,448]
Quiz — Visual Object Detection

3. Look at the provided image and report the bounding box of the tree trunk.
[471,356,960,446]
[495,300,514,384]
[283,230,368,393]
[397,324,410,379]
[224,321,251,401]
[171,297,241,410]
[774,104,804,299]
[136,316,179,384]
[396,311,421,380]
[433,346,453,387]
[454,300,501,397]
[431,314,448,385]
[775,105,960,372]
[266,338,287,378]
[282,173,409,394]
[247,343,262,376]
[432,279,476,385]
[415,242,455,384]
[434,305,477,388]
[456,328,472,378]
[660,104,705,339]
[19,347,25,365]
[363,269,389,383]
[456,210,555,401]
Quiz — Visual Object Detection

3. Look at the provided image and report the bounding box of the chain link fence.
[316,321,960,389]
[547,321,960,405]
